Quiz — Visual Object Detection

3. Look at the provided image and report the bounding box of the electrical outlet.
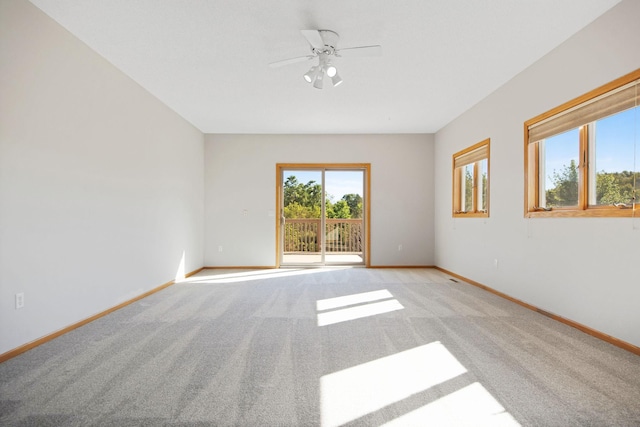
[218,245,223,252]
[494,259,499,269]
[398,244,403,251]
[16,293,24,309]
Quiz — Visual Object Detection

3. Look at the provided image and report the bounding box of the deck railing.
[284,218,363,253]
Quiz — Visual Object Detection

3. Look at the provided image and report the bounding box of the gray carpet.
[1,268,639,426]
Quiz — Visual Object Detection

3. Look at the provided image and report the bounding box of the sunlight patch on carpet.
[381,382,520,426]
[316,290,403,326]
[183,267,352,284]
[320,342,466,426]
[316,289,393,311]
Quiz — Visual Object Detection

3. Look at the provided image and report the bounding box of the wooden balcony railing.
[284,218,363,253]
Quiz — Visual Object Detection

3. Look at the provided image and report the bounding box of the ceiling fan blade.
[300,29,325,49]
[269,55,315,68]
[336,45,382,57]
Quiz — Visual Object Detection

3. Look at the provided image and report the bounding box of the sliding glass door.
[324,170,365,264]
[278,165,367,267]
[281,169,324,265]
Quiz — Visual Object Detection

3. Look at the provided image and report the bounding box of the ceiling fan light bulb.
[326,64,337,77]
[331,73,343,87]
[303,66,317,83]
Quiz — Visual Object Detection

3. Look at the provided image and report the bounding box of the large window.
[452,139,490,217]
[525,69,640,217]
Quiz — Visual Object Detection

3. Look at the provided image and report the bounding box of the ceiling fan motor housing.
[315,30,339,55]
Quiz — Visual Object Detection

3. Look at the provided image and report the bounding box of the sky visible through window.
[285,170,364,201]
[544,106,639,189]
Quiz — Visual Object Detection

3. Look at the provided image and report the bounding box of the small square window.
[452,139,490,217]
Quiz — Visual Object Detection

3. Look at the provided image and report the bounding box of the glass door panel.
[281,170,323,265]
[324,170,365,265]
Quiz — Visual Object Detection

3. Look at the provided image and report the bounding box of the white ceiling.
[29,0,620,134]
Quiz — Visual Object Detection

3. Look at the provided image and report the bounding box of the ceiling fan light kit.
[306,53,337,89]
[269,29,381,89]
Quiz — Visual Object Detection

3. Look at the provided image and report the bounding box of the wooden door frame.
[276,163,371,268]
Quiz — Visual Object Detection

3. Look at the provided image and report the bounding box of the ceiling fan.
[269,30,381,89]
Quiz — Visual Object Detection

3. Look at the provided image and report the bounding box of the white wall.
[204,134,434,267]
[434,0,640,347]
[0,0,204,355]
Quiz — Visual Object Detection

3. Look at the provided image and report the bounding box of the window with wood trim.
[453,139,490,217]
[525,69,640,217]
